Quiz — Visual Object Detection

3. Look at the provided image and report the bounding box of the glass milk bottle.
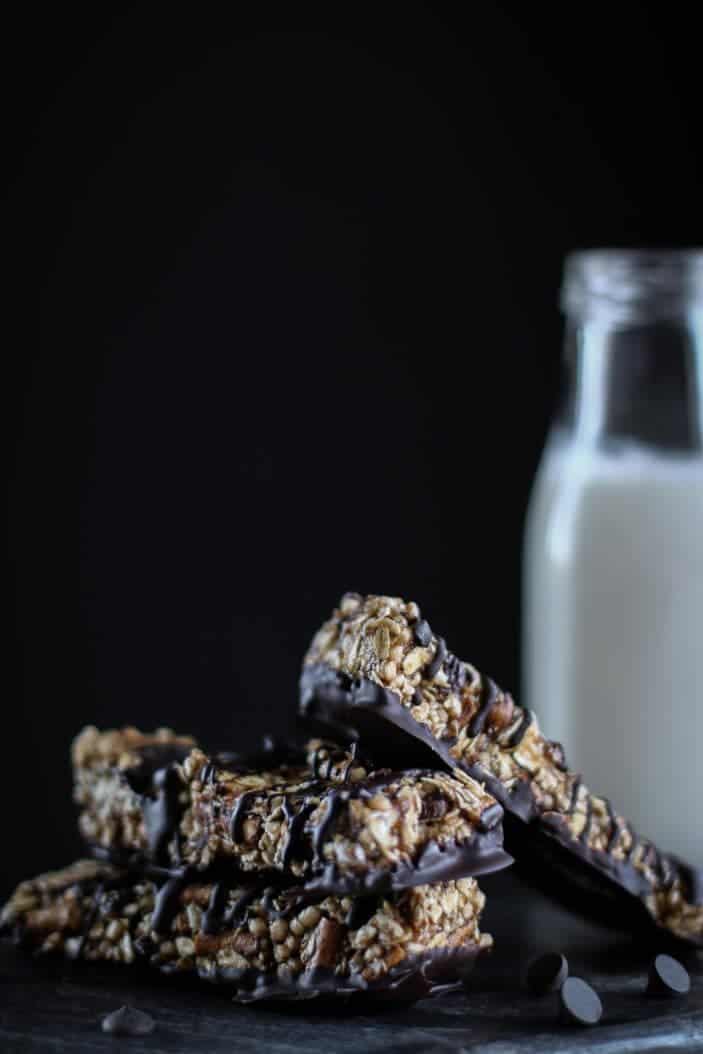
[523,250,703,867]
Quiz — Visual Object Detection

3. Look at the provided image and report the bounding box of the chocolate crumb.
[102,1005,155,1036]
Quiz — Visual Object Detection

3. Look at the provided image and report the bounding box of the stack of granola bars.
[3,593,700,1005]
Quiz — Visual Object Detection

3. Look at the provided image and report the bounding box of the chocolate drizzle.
[122,744,193,865]
[345,896,378,930]
[313,789,349,860]
[426,637,447,680]
[444,652,467,692]
[468,676,499,737]
[569,778,583,815]
[309,739,363,783]
[151,867,194,934]
[122,744,192,794]
[199,762,217,784]
[506,709,533,748]
[229,790,260,844]
[202,881,227,934]
[280,797,316,870]
[203,883,265,933]
[142,765,184,862]
[580,795,594,844]
[413,619,432,647]
[310,745,326,779]
[602,792,619,851]
[228,886,262,924]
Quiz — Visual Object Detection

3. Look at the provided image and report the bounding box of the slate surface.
[2,871,701,1053]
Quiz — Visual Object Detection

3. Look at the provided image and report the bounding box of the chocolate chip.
[413,619,432,647]
[646,954,690,997]
[101,1006,155,1036]
[526,952,568,995]
[558,977,602,1026]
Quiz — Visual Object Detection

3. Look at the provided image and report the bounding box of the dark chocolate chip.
[413,619,432,647]
[526,952,568,995]
[558,977,602,1026]
[102,1006,155,1036]
[646,954,690,997]
[354,679,387,707]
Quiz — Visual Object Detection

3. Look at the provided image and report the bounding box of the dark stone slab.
[1,872,701,1053]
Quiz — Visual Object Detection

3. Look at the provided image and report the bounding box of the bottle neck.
[559,311,703,453]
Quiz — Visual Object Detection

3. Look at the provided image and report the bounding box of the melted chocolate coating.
[300,663,703,944]
[122,744,193,795]
[158,943,483,1004]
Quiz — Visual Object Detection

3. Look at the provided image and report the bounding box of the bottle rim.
[561,248,703,323]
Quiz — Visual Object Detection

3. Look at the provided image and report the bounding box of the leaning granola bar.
[300,592,702,946]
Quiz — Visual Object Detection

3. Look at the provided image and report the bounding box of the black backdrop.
[5,6,702,895]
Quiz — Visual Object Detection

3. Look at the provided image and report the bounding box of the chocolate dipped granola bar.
[300,593,703,946]
[1,860,491,1004]
[73,727,510,894]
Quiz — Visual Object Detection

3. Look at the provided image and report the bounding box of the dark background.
[5,6,702,896]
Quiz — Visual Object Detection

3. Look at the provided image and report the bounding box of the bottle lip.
[561,248,703,323]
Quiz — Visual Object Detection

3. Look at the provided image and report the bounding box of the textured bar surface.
[1,860,491,1004]
[73,727,510,893]
[300,592,703,946]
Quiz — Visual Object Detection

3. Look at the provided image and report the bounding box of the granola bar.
[1,860,491,1004]
[300,592,703,946]
[73,727,510,893]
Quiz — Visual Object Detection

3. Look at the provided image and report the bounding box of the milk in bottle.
[523,250,703,867]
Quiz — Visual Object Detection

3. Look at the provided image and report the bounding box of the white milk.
[524,432,703,866]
